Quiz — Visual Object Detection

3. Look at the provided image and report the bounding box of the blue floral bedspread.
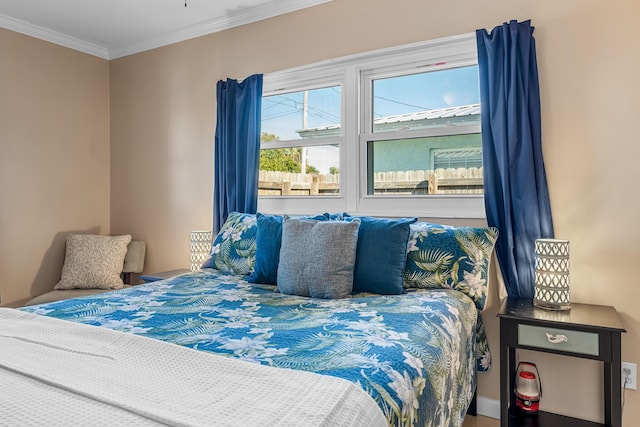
[21,270,481,427]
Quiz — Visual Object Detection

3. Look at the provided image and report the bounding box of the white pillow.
[54,234,132,290]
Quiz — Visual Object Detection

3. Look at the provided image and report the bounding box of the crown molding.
[1,0,332,60]
[0,13,109,59]
[109,0,331,59]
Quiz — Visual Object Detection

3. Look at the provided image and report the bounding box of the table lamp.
[533,238,570,310]
[190,231,212,271]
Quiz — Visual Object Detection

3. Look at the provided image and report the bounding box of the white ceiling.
[0,0,330,59]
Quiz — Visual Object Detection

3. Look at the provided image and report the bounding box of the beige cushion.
[123,240,146,273]
[54,234,132,290]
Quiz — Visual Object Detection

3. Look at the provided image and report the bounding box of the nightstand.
[498,297,625,427]
[140,269,191,283]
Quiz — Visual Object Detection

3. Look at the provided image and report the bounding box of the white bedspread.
[0,308,386,427]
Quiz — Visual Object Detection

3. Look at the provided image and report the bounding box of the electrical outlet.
[622,362,637,390]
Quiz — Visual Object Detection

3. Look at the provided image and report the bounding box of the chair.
[24,240,146,306]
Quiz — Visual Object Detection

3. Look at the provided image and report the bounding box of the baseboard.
[477,396,500,419]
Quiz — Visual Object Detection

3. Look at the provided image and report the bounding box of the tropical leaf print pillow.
[403,222,498,310]
[201,212,257,275]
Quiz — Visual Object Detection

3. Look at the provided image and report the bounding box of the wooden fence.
[258,167,483,196]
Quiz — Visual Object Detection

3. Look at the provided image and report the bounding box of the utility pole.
[301,91,308,174]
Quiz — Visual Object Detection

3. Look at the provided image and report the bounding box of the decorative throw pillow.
[248,213,283,285]
[277,216,361,299]
[403,222,498,310]
[201,212,257,275]
[343,215,418,295]
[248,213,328,285]
[54,234,132,290]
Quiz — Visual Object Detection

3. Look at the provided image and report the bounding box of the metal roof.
[297,103,480,136]
[374,103,480,125]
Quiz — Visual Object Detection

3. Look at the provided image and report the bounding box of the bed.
[9,213,498,427]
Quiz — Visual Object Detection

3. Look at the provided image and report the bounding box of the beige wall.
[2,0,639,423]
[110,0,640,423]
[0,29,110,306]
[109,37,220,272]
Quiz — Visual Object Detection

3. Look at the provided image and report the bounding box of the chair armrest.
[123,240,146,273]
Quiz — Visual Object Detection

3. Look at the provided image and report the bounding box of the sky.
[261,65,480,141]
[260,65,480,173]
[373,65,480,117]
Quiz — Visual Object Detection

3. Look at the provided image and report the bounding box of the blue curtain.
[213,74,263,234]
[476,20,554,298]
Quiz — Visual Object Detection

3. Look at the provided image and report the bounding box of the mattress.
[20,269,481,426]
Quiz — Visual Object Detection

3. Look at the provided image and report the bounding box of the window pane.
[366,134,483,195]
[261,86,341,141]
[259,145,340,196]
[372,66,480,133]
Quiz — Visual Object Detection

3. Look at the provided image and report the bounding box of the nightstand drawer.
[518,324,599,356]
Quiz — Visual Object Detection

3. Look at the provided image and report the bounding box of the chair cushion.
[24,286,132,306]
[54,234,132,290]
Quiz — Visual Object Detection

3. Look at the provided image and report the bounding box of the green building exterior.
[298,103,481,173]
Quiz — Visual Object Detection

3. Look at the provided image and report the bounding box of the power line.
[263,95,340,123]
[265,92,432,123]
[374,95,431,112]
[262,109,302,121]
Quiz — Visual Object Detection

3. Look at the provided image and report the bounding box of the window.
[259,33,484,218]
[261,86,341,142]
[260,85,341,197]
[363,66,481,196]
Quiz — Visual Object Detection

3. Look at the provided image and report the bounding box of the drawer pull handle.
[546,333,568,344]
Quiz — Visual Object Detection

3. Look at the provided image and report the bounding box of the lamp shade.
[533,239,570,310]
[190,231,212,271]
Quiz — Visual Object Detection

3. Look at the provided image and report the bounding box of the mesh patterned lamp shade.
[190,231,212,271]
[534,239,570,310]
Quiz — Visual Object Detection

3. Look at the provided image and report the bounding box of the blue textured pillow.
[344,215,417,294]
[201,212,257,275]
[277,216,361,299]
[248,213,329,285]
[403,222,498,310]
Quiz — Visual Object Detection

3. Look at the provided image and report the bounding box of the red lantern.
[515,362,541,414]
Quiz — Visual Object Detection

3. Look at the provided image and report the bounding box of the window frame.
[259,32,485,218]
[260,72,346,215]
